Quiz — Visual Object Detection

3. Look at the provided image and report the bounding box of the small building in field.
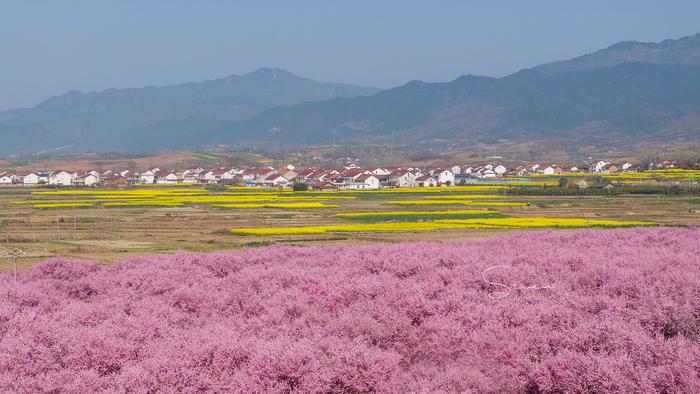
[604,164,619,173]
[310,181,336,190]
[481,169,496,178]
[589,181,614,189]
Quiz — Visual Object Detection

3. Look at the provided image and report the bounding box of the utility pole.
[7,248,24,284]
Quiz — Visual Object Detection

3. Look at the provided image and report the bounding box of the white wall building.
[0,174,13,185]
[139,170,156,184]
[432,169,455,185]
[22,173,40,186]
[48,171,73,186]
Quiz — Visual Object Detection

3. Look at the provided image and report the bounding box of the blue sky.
[1,0,699,110]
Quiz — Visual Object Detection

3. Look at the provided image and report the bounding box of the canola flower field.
[523,169,700,181]
[335,209,504,221]
[4,183,686,242]
[230,217,654,236]
[20,188,354,209]
[388,200,529,207]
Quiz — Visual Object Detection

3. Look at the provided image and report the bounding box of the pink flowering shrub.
[1,227,700,393]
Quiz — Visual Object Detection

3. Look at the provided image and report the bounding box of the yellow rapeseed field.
[389,200,528,207]
[214,202,339,209]
[230,217,654,235]
[100,201,185,207]
[335,209,498,219]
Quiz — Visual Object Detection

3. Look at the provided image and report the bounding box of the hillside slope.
[220,62,700,147]
[0,68,378,155]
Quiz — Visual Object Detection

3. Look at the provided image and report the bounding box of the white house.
[542,166,556,175]
[155,171,179,184]
[494,165,507,176]
[450,165,462,175]
[481,169,496,178]
[48,171,73,186]
[80,173,99,187]
[263,174,289,187]
[592,160,608,173]
[415,175,437,187]
[0,173,13,185]
[181,168,205,183]
[202,169,229,183]
[351,174,380,190]
[139,170,156,184]
[431,169,455,185]
[21,172,40,186]
[368,167,391,176]
[387,170,416,188]
[281,170,299,182]
[221,170,236,180]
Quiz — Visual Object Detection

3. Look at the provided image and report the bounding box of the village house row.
[0,160,681,189]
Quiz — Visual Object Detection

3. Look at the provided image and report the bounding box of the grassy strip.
[33,203,95,209]
[214,202,339,209]
[335,210,503,222]
[426,195,504,199]
[389,200,528,207]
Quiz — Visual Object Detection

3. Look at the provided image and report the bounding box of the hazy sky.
[1,0,699,110]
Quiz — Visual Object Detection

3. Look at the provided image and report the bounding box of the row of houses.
[0,159,684,189]
[0,170,101,187]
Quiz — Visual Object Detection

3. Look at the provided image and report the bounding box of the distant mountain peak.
[244,67,296,79]
[536,32,700,74]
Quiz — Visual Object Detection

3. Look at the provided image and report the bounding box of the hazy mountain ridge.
[0,68,379,155]
[535,32,700,74]
[2,33,700,156]
[218,33,700,149]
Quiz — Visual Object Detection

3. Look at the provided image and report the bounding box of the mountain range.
[1,32,700,156]
[0,68,378,156]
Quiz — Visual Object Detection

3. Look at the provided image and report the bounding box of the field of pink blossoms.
[1,227,700,393]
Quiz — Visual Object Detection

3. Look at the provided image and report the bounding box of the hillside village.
[0,159,686,189]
